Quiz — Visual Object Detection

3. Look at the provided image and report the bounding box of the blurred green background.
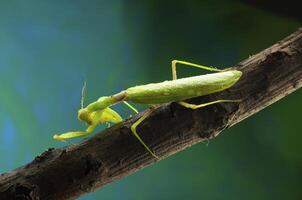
[0,1,301,199]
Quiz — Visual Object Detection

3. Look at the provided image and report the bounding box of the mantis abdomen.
[125,70,242,104]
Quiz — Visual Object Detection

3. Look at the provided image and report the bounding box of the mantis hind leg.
[171,60,224,80]
[130,108,159,159]
[178,99,241,109]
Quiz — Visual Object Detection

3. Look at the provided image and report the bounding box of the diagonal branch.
[1,28,302,200]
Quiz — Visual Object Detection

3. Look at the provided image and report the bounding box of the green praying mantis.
[53,60,242,158]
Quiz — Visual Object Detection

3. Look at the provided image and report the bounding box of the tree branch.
[1,28,302,200]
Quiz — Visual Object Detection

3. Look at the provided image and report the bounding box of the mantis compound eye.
[78,108,92,124]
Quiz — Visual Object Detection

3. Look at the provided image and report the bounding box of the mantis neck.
[85,91,127,112]
[86,96,118,112]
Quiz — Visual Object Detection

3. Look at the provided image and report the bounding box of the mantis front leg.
[53,124,97,141]
[54,107,123,141]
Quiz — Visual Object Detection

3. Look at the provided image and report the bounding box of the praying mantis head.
[77,107,123,126]
[78,83,122,126]
[53,99,122,142]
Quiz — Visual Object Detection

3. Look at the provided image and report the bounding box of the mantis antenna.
[81,81,87,109]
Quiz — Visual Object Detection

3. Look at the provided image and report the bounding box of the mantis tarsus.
[53,60,242,159]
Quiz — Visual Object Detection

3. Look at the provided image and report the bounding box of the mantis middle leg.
[130,107,159,159]
[122,100,159,158]
[123,101,139,114]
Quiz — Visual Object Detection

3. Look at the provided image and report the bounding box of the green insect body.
[83,70,241,111]
[54,60,242,159]
[123,70,241,104]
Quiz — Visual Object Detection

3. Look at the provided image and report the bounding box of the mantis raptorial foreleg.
[130,107,158,159]
[53,124,97,141]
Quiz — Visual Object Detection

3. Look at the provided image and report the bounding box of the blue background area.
[0,1,301,199]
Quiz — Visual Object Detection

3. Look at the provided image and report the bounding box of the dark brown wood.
[1,28,302,200]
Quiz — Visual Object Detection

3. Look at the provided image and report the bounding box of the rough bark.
[1,28,302,200]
